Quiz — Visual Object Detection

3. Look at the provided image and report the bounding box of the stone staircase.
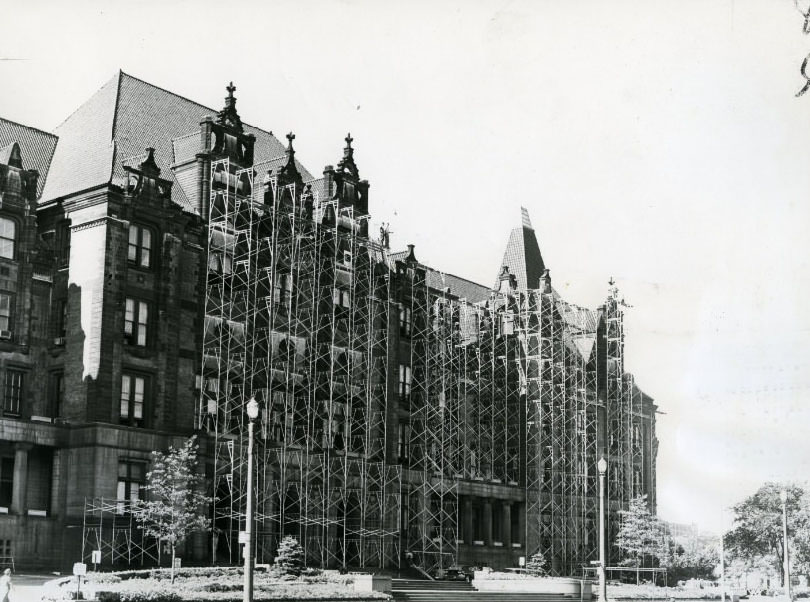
[391,578,585,601]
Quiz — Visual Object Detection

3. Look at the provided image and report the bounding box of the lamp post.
[598,456,608,602]
[780,489,791,601]
[244,398,260,602]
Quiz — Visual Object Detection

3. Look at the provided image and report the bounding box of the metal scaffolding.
[81,498,160,567]
[198,147,401,569]
[518,273,600,576]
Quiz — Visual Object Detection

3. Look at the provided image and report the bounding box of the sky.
[1,0,809,534]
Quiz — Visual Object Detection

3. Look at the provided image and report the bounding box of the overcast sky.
[2,0,809,533]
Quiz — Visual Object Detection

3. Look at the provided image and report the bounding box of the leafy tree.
[615,495,668,583]
[664,537,720,585]
[275,536,305,576]
[133,436,211,583]
[724,483,810,586]
[525,551,548,576]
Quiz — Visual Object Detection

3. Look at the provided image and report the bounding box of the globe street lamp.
[244,398,260,602]
[598,456,608,602]
[780,489,791,601]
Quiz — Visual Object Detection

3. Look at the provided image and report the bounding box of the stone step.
[392,594,586,602]
[391,579,475,591]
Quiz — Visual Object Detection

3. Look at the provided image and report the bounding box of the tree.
[724,483,810,587]
[664,537,720,585]
[525,551,548,576]
[615,495,668,583]
[133,436,211,583]
[275,536,305,576]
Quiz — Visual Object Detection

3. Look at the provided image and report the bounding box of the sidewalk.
[8,573,56,602]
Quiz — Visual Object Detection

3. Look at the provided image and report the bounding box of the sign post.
[73,562,87,600]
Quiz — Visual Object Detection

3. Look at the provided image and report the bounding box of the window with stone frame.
[3,369,24,415]
[56,220,70,267]
[53,298,67,339]
[398,364,411,403]
[0,217,15,260]
[274,272,293,312]
[0,457,13,508]
[128,224,152,269]
[124,298,149,346]
[0,293,11,332]
[50,372,64,418]
[116,460,146,514]
[399,304,412,337]
[120,373,148,427]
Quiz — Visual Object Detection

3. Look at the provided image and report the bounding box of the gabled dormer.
[202,82,256,170]
[324,134,370,216]
[0,142,38,214]
[123,148,173,205]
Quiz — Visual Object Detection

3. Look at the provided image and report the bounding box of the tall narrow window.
[54,299,67,339]
[116,460,146,513]
[128,225,152,268]
[274,273,293,311]
[0,458,13,508]
[50,372,64,418]
[120,374,147,427]
[0,294,10,332]
[399,304,412,337]
[56,221,70,266]
[124,298,148,346]
[3,370,23,415]
[0,218,15,260]
[398,365,411,402]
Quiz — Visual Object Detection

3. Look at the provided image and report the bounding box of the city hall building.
[0,72,658,574]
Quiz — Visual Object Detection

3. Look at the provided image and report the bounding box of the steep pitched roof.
[0,117,58,198]
[495,206,546,290]
[41,71,314,211]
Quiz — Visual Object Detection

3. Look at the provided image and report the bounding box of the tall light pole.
[780,489,791,601]
[598,456,608,602]
[244,398,260,602]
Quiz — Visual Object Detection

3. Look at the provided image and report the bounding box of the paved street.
[6,574,56,602]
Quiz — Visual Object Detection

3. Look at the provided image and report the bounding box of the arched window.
[0,218,15,259]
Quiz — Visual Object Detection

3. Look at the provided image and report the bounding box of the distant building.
[0,72,658,574]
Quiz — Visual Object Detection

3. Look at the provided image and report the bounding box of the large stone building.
[0,72,657,574]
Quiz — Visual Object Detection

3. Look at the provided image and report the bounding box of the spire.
[217,81,243,132]
[285,132,296,161]
[278,131,302,187]
[494,207,546,290]
[337,132,359,177]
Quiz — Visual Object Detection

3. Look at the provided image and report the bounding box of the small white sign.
[518,556,525,567]
[91,550,101,564]
[73,562,87,576]
[238,531,249,544]
[173,557,181,569]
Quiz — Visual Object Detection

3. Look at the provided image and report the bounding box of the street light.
[780,489,791,601]
[598,456,608,602]
[244,398,260,602]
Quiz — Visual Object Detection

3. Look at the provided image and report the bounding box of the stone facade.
[0,73,658,574]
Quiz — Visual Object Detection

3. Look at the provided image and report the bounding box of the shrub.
[526,551,548,576]
[274,536,305,577]
[118,591,182,602]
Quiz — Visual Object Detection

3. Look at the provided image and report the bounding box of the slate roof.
[41,71,314,212]
[0,117,58,198]
[389,250,493,304]
[495,206,546,290]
